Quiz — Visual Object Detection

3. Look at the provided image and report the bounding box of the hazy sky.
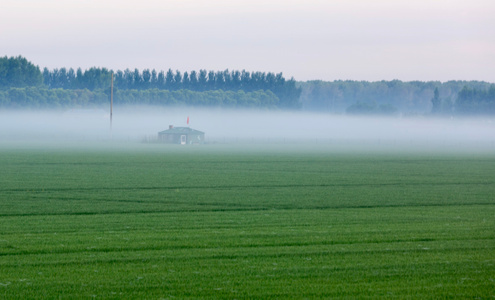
[2,0,494,82]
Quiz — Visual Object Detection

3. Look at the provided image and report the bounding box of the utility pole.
[110,72,113,131]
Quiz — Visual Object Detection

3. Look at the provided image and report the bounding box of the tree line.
[1,56,495,114]
[455,85,495,115]
[0,87,279,109]
[0,56,300,109]
[299,80,495,116]
[41,67,300,108]
[44,67,288,92]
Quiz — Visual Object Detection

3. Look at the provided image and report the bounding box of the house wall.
[158,132,205,144]
[158,133,181,144]
[188,133,205,144]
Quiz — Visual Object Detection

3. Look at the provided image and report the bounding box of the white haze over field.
[0,107,494,153]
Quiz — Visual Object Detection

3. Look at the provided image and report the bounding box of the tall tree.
[240,70,251,90]
[231,70,241,90]
[207,71,216,90]
[133,68,142,89]
[114,70,125,89]
[223,69,231,90]
[67,68,76,89]
[75,68,84,89]
[142,69,151,89]
[215,71,225,90]
[157,71,165,89]
[123,69,133,89]
[189,70,198,91]
[0,55,42,88]
[198,70,207,91]
[42,67,51,87]
[174,70,182,90]
[431,87,441,114]
[165,69,175,90]
[150,69,158,89]
[182,71,190,90]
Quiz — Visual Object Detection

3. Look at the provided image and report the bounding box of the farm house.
[158,125,205,144]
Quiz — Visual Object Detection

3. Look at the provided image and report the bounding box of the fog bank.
[1,107,494,152]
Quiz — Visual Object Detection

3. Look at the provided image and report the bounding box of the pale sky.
[1,0,494,82]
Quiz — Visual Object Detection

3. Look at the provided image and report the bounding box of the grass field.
[0,144,494,298]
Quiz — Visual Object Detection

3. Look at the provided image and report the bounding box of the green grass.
[0,145,494,298]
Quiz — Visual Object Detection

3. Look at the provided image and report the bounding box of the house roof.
[158,127,204,135]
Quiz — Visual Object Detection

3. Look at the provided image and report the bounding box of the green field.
[0,145,494,298]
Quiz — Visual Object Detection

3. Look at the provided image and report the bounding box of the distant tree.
[207,71,216,90]
[182,71,190,89]
[174,70,182,90]
[133,68,142,89]
[431,87,441,114]
[157,71,165,89]
[67,68,76,89]
[240,70,251,90]
[75,68,84,89]
[122,69,133,89]
[223,69,231,89]
[266,72,276,88]
[114,70,125,89]
[42,67,51,87]
[0,55,42,88]
[165,69,175,90]
[274,72,285,89]
[189,71,198,91]
[198,70,207,91]
[150,69,158,88]
[231,70,241,90]
[142,69,151,89]
[251,71,263,90]
[60,68,68,88]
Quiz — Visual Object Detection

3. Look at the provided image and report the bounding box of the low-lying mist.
[1,107,494,153]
